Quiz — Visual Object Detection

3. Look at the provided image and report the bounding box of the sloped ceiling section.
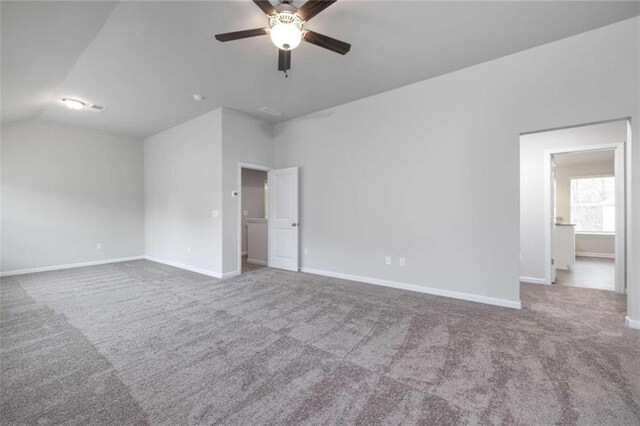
[0,1,118,124]
[2,1,639,137]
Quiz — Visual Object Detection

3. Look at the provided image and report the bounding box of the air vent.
[87,104,105,113]
[260,106,282,117]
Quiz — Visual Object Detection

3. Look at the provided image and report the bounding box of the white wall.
[273,18,639,309]
[143,108,273,277]
[221,109,273,275]
[520,120,626,281]
[144,109,223,275]
[554,158,616,258]
[241,168,267,253]
[1,120,144,273]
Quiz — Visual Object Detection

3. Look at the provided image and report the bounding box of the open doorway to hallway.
[240,167,268,273]
[552,150,616,290]
[520,119,627,295]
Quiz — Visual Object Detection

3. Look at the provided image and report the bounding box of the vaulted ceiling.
[2,1,639,137]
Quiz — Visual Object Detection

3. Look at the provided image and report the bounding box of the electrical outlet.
[96,243,102,250]
[187,246,191,254]
[212,210,219,218]
[385,256,391,265]
[399,257,406,267]
[243,210,249,216]
[304,247,309,255]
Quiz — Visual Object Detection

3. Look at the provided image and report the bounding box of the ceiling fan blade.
[215,28,268,42]
[297,0,337,21]
[278,49,291,71]
[303,30,350,55]
[253,0,277,16]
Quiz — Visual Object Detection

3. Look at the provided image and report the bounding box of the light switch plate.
[212,210,219,218]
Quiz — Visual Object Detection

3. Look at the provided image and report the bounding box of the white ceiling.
[555,149,615,166]
[2,1,639,137]
[0,1,118,124]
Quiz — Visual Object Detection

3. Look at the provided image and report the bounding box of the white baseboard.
[222,270,241,279]
[625,316,640,330]
[247,259,267,266]
[301,267,521,309]
[520,276,549,285]
[0,256,144,277]
[576,252,615,259]
[143,255,222,278]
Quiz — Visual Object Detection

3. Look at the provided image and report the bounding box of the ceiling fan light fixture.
[269,12,303,50]
[214,1,349,73]
[61,98,86,110]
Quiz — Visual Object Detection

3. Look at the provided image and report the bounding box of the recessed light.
[193,94,205,102]
[260,106,282,117]
[61,98,86,110]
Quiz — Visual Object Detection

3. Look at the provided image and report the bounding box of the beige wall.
[576,235,615,257]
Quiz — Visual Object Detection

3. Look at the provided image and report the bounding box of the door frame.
[237,162,272,274]
[543,142,625,293]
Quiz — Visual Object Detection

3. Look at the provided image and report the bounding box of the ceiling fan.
[215,0,351,76]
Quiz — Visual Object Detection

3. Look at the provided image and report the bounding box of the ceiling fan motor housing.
[269,10,304,50]
[275,2,297,14]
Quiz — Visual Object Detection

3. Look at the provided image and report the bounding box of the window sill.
[576,232,615,237]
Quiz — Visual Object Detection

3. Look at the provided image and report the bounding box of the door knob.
[292,223,298,227]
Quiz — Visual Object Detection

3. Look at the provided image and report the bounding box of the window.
[570,176,615,233]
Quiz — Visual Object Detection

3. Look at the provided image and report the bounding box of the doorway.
[239,166,269,273]
[236,163,300,274]
[550,149,619,291]
[519,119,627,294]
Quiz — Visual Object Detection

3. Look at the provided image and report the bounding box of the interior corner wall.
[1,120,144,273]
[273,17,640,308]
[520,120,627,281]
[143,109,223,275]
[221,108,273,275]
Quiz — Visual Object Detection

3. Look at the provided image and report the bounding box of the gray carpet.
[2,260,639,425]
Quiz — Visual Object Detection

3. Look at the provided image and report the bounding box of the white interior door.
[268,167,299,271]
